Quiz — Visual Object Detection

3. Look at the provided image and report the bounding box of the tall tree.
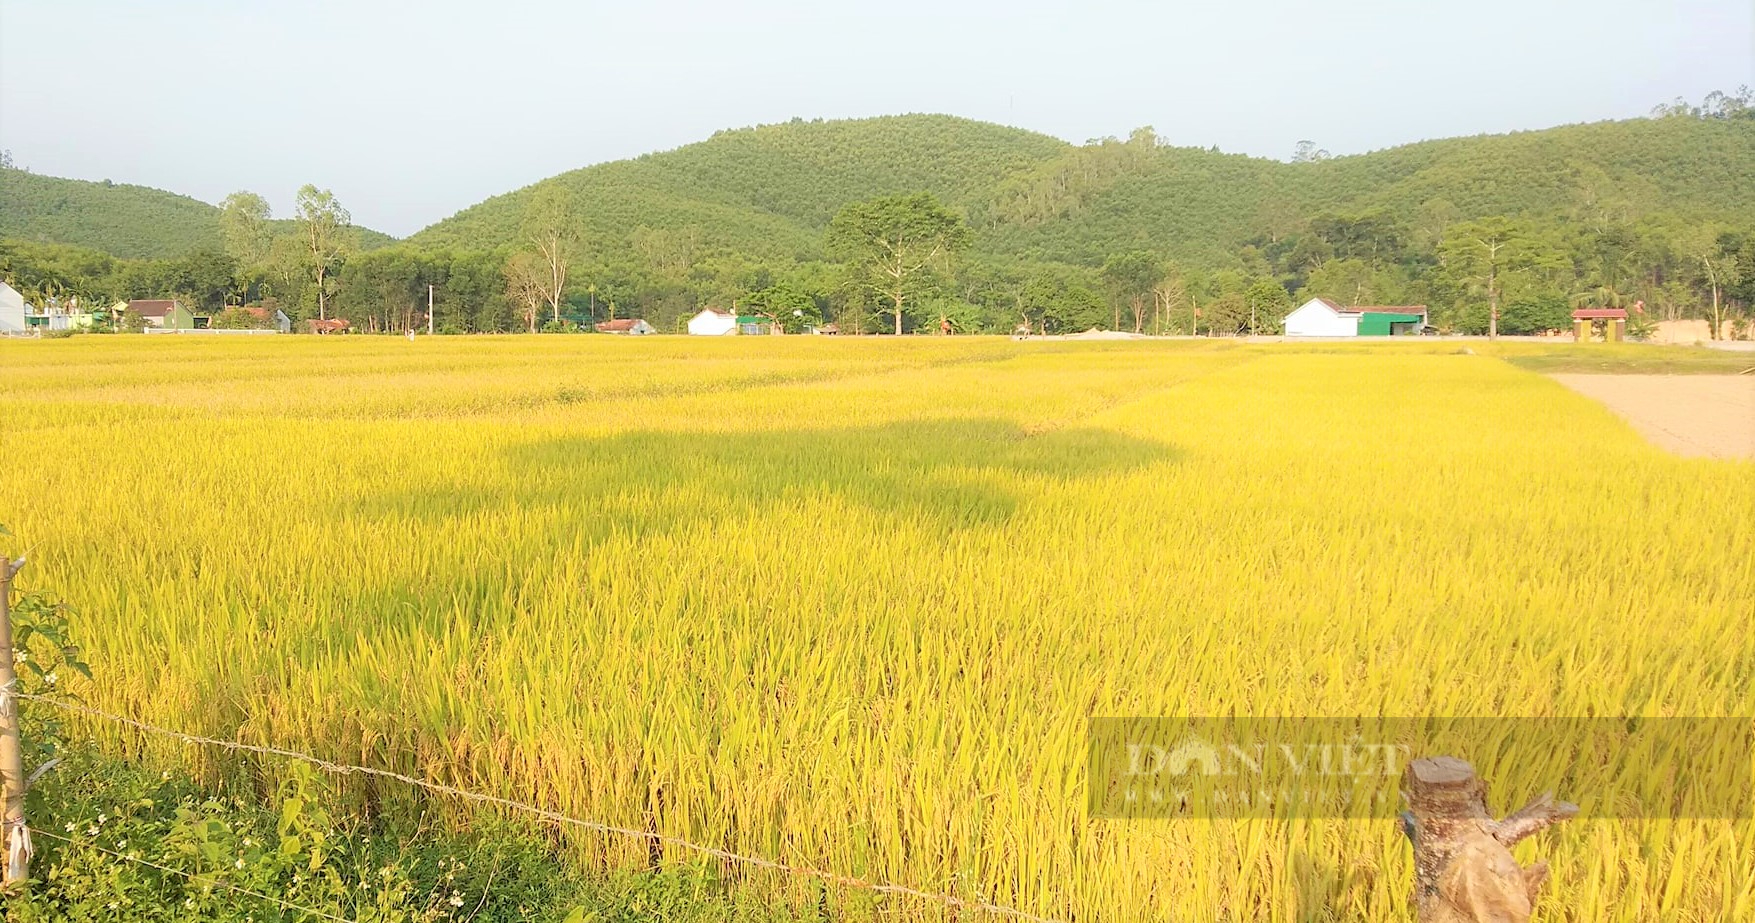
[1101,250,1159,333]
[218,191,273,269]
[1438,218,1555,340]
[1151,268,1188,336]
[522,185,578,326]
[504,251,548,333]
[827,193,971,335]
[1681,228,1741,339]
[294,185,352,321]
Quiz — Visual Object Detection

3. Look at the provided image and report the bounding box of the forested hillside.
[394,104,1754,337]
[5,94,1752,337]
[413,115,1071,262]
[0,166,397,258]
[0,167,225,258]
[981,116,1755,266]
[414,113,1755,267]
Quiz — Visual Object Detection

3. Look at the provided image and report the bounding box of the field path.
[1552,373,1755,459]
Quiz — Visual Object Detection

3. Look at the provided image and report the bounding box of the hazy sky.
[2,0,1750,237]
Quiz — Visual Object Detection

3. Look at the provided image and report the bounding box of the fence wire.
[15,691,1063,923]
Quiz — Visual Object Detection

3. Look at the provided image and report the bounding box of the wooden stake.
[1402,756,1576,923]
[0,555,29,891]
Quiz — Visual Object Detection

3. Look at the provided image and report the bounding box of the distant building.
[1284,298,1427,337]
[0,282,28,334]
[595,318,655,335]
[308,318,350,335]
[128,299,196,330]
[24,308,96,332]
[243,306,293,333]
[686,308,737,336]
[736,315,773,335]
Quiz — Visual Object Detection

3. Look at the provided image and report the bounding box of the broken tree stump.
[1401,756,1578,923]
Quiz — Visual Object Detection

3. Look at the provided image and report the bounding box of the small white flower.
[448,893,465,908]
[12,650,25,664]
[235,858,246,869]
[43,672,57,686]
[241,837,252,847]
[63,823,75,833]
[97,814,107,824]
[86,826,99,836]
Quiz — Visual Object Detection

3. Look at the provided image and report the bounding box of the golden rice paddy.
[1,335,1749,921]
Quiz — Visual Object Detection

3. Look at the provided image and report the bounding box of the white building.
[686,308,737,336]
[1284,298,1430,337]
[0,281,26,334]
[1283,298,1360,337]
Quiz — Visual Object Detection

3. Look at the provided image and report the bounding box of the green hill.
[990,116,1755,265]
[411,113,1755,270]
[0,167,398,258]
[411,114,1071,260]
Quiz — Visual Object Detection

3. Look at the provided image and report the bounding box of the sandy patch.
[1553,374,1755,460]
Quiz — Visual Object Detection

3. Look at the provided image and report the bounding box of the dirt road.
[1553,374,1755,460]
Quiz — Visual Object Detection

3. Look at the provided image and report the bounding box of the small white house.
[0,281,26,334]
[686,308,737,336]
[1283,298,1360,337]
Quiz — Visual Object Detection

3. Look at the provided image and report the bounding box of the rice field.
[1,335,1750,922]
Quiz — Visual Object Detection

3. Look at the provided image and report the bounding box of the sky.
[1,0,1750,237]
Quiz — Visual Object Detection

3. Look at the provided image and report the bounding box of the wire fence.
[15,691,1064,923]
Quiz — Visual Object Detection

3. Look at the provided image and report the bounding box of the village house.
[243,306,293,333]
[125,298,197,330]
[595,318,655,335]
[686,308,738,336]
[1283,298,1428,337]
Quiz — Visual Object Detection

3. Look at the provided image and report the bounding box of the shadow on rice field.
[363,418,1180,535]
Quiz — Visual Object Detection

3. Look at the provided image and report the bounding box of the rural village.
[0,4,1751,923]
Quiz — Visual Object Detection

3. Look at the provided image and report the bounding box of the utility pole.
[0,554,30,891]
[427,284,435,336]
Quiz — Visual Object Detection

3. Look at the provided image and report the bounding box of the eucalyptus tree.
[827,193,971,335]
[294,185,352,321]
